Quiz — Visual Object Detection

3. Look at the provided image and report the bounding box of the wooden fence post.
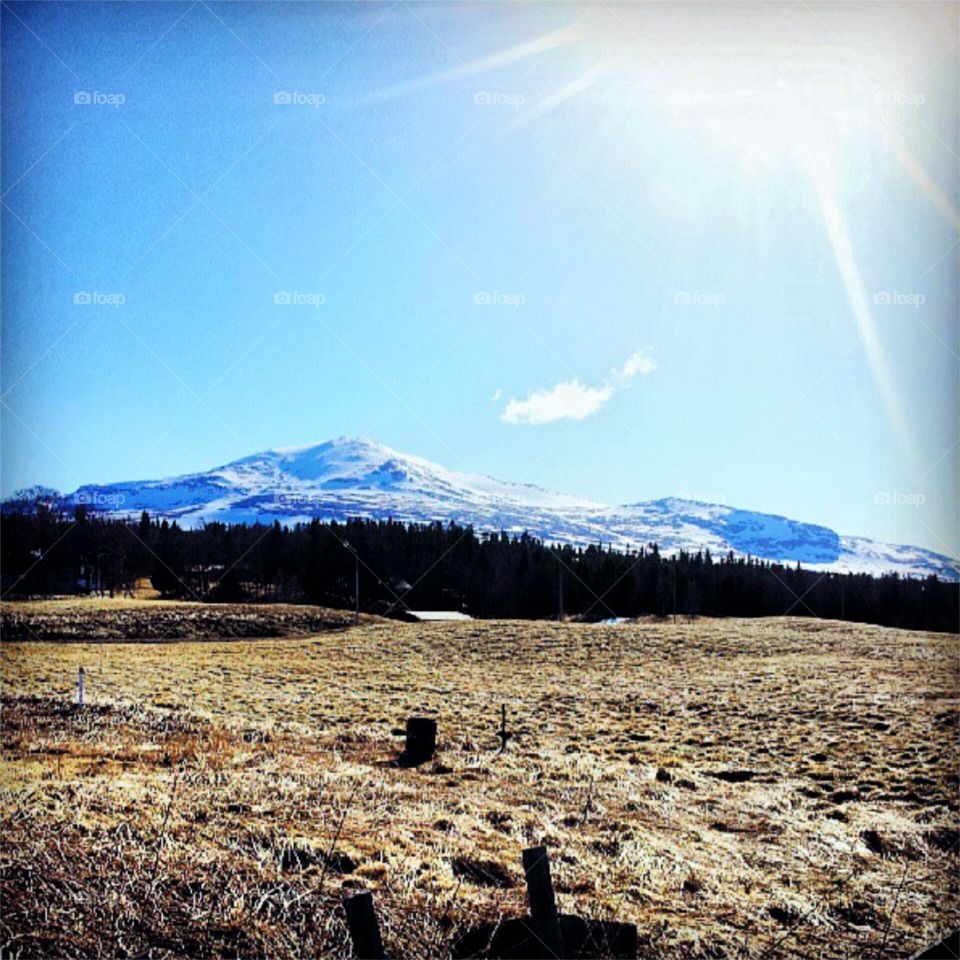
[522,845,564,959]
[77,666,85,707]
[404,717,436,762]
[343,890,386,959]
[497,704,511,753]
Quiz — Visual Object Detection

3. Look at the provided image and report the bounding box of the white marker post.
[77,666,85,707]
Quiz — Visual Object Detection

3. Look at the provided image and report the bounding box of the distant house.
[403,610,473,622]
[184,563,226,593]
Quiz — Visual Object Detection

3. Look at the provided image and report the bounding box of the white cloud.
[490,387,502,402]
[501,348,655,426]
[502,380,613,425]
[616,349,657,380]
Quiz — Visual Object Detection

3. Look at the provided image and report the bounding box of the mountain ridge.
[43,436,959,581]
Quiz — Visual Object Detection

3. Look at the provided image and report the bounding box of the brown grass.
[1,612,957,958]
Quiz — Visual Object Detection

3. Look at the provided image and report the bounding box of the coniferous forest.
[1,489,956,633]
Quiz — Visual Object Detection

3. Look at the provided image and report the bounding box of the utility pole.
[673,561,677,625]
[345,540,359,625]
[557,561,564,622]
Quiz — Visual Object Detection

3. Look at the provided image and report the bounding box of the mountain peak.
[228,436,414,487]
[268,435,392,458]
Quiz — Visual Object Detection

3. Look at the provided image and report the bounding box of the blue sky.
[2,1,957,557]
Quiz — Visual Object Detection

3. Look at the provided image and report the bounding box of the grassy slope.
[1,596,377,642]
[1,614,957,958]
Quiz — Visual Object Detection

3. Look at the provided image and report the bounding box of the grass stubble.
[1,599,957,958]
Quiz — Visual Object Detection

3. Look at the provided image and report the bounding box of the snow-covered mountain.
[62,436,958,580]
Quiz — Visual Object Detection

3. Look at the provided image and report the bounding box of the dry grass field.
[1,604,957,959]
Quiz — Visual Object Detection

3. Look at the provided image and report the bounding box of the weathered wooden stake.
[497,704,511,753]
[522,845,564,959]
[343,890,386,959]
[404,717,436,762]
[77,666,85,706]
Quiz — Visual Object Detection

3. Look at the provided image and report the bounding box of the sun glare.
[660,68,873,175]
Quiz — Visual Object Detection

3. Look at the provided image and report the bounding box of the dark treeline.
[2,488,957,632]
